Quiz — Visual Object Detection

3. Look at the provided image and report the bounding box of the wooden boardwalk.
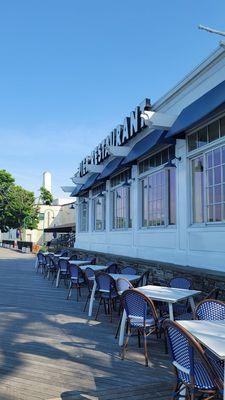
[0,248,174,400]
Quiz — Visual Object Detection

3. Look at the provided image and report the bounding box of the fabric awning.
[70,184,83,197]
[44,223,75,233]
[97,157,124,181]
[78,173,99,195]
[122,130,168,165]
[166,80,225,138]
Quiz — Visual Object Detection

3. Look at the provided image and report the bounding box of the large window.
[79,199,89,232]
[188,116,225,152]
[93,196,105,231]
[191,144,225,223]
[140,169,176,227]
[111,187,132,229]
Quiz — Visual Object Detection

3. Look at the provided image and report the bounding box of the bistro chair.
[105,262,118,274]
[167,277,193,321]
[194,299,225,320]
[194,298,225,386]
[67,264,85,301]
[121,289,160,367]
[44,254,54,279]
[133,270,150,288]
[163,319,222,399]
[169,277,192,290]
[56,259,70,288]
[115,278,133,339]
[61,250,69,257]
[95,272,118,322]
[36,252,45,274]
[120,265,137,275]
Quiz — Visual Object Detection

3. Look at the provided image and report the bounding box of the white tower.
[43,171,52,193]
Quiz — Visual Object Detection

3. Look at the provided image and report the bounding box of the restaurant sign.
[79,98,151,177]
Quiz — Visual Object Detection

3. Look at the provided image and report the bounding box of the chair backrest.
[37,252,45,262]
[194,299,225,320]
[58,259,69,273]
[120,265,137,275]
[121,289,158,324]
[204,287,220,300]
[61,250,69,257]
[135,271,150,287]
[116,278,133,295]
[84,267,95,290]
[69,264,83,280]
[163,319,222,391]
[45,254,53,266]
[105,262,118,273]
[95,272,117,294]
[69,254,78,261]
[169,277,192,290]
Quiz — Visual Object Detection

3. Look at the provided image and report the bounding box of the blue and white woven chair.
[105,262,118,274]
[95,272,118,322]
[120,265,137,275]
[36,252,45,274]
[163,319,223,399]
[121,289,160,367]
[164,277,193,321]
[67,264,85,301]
[195,298,225,387]
[133,271,150,288]
[115,278,133,339]
[169,277,192,290]
[56,259,70,288]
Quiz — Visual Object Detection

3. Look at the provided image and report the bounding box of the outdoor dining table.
[88,273,140,318]
[178,320,225,399]
[118,285,200,346]
[69,262,108,273]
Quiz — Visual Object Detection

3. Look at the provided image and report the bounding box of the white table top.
[69,260,92,265]
[138,285,200,303]
[79,264,107,272]
[178,320,225,360]
[59,256,70,260]
[110,273,140,282]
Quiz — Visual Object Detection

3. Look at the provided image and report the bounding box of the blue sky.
[0,0,225,197]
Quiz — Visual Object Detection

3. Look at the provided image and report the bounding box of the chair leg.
[143,330,149,367]
[67,281,72,300]
[95,297,103,320]
[103,299,107,315]
[138,329,141,348]
[115,314,122,339]
[109,299,112,323]
[76,285,79,302]
[121,324,131,360]
[83,293,90,312]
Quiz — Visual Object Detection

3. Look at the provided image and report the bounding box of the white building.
[71,44,225,272]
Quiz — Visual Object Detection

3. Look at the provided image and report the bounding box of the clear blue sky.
[0,0,225,197]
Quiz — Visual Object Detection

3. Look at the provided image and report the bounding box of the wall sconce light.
[163,156,181,170]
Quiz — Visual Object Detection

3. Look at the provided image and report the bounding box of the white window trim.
[78,200,89,233]
[110,184,132,231]
[92,195,106,232]
[189,140,225,226]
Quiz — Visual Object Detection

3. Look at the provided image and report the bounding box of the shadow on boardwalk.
[0,249,173,400]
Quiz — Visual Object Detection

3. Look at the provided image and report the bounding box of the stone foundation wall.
[69,248,225,301]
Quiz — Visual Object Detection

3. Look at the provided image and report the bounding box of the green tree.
[39,186,53,205]
[0,170,39,235]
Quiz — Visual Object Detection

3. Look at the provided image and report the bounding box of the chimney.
[43,171,52,193]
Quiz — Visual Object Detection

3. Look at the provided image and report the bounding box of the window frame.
[92,194,106,232]
[110,169,132,231]
[78,198,89,233]
[189,141,225,226]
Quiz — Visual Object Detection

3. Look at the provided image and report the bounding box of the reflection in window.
[93,197,105,231]
[112,187,132,229]
[79,200,89,232]
[187,116,225,152]
[141,169,176,227]
[191,145,225,224]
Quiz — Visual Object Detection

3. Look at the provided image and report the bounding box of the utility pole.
[198,25,225,37]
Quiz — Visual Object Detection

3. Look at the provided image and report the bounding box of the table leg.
[119,310,127,346]
[168,303,174,320]
[189,296,195,314]
[56,269,60,287]
[88,280,97,318]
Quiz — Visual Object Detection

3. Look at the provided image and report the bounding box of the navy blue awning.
[70,184,83,197]
[166,80,225,138]
[97,157,124,181]
[80,173,99,191]
[122,130,168,165]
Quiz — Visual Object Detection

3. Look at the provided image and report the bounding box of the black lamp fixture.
[163,156,181,170]
[122,171,132,188]
[82,198,88,204]
[97,191,105,198]
[143,98,151,112]
[69,203,75,209]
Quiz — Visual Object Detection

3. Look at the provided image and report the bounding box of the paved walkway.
[0,248,173,400]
